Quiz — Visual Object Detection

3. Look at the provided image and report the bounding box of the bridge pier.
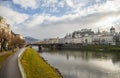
[38,45,42,52]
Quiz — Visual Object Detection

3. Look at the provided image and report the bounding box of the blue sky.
[0,0,120,39]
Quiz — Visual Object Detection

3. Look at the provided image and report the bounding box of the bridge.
[29,43,84,51]
[29,43,64,51]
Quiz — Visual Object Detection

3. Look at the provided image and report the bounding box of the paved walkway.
[0,48,25,78]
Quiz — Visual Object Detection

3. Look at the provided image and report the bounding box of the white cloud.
[1,0,120,39]
[12,0,39,9]
[96,0,120,12]
[65,0,88,10]
[66,0,74,7]
[23,14,46,27]
[19,0,120,39]
[0,5,29,26]
[19,10,120,39]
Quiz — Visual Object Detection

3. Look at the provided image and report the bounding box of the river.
[34,47,120,78]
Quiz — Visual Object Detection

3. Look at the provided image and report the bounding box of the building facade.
[42,27,120,45]
[0,16,11,34]
[0,16,24,50]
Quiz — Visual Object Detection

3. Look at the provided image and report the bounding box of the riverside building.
[42,27,120,45]
[0,16,11,34]
[62,27,118,45]
[0,16,23,50]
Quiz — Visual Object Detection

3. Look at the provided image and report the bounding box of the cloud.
[18,10,120,39]
[0,0,120,39]
[12,0,39,9]
[96,0,120,12]
[0,5,29,28]
[66,0,74,7]
[20,0,120,39]
[66,0,88,9]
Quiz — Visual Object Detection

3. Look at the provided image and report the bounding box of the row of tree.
[0,29,25,52]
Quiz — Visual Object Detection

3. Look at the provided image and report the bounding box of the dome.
[110,26,115,30]
[110,26,116,33]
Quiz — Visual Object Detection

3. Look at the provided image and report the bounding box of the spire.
[98,28,100,34]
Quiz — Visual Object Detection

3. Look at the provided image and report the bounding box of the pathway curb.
[18,48,26,78]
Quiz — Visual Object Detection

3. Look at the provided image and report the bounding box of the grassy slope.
[0,51,15,68]
[21,48,60,78]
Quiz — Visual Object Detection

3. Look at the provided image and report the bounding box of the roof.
[110,26,115,30]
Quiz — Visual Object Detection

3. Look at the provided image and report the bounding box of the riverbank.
[0,51,15,68]
[75,45,120,52]
[58,44,120,52]
[21,48,62,78]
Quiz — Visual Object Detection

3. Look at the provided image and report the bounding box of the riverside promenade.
[0,48,25,78]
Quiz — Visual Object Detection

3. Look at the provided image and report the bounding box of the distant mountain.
[24,36,39,44]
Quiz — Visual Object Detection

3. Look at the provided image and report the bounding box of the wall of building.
[73,38,82,44]
[40,27,120,45]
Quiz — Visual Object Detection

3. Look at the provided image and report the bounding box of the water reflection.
[39,50,120,78]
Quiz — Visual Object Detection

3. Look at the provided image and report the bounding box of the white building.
[63,29,94,44]
[60,27,118,45]
[73,38,82,44]
[82,34,93,44]
[42,38,59,44]
[58,38,65,44]
[42,27,120,45]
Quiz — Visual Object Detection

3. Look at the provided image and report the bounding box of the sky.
[0,0,120,40]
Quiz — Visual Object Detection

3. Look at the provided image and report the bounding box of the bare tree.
[0,29,10,52]
[9,34,25,49]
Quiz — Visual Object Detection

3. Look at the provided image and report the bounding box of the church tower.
[110,26,115,33]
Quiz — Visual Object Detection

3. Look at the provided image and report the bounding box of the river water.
[34,47,120,78]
